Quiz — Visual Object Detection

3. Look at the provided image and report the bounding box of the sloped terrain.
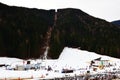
[49,8,120,58]
[0,3,120,59]
[112,20,120,26]
[0,3,55,58]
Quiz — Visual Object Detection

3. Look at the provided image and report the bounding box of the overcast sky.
[0,0,120,22]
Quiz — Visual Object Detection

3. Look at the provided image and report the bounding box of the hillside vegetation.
[0,3,55,58]
[0,3,120,59]
[49,9,120,58]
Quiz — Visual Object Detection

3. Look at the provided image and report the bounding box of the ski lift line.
[40,11,57,60]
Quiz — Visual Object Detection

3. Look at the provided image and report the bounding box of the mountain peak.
[112,20,120,26]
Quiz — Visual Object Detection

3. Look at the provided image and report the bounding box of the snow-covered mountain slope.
[59,47,120,61]
[54,47,120,69]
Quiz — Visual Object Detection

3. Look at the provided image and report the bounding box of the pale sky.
[0,0,120,22]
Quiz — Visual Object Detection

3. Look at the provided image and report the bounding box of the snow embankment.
[54,47,120,70]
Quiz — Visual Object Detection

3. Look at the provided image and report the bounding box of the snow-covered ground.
[0,47,120,79]
[0,57,23,65]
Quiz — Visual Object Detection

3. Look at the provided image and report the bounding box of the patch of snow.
[0,47,120,79]
[54,47,120,70]
[0,57,23,65]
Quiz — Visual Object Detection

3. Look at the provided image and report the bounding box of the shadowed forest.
[0,3,120,59]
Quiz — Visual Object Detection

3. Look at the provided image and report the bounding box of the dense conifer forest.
[0,3,120,59]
